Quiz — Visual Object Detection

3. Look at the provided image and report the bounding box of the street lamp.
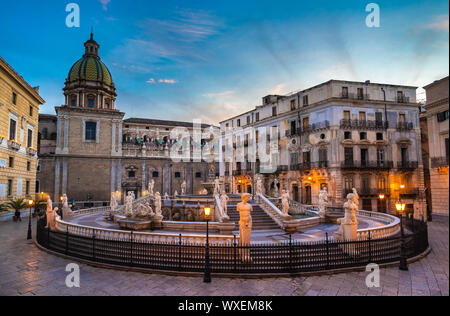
[203,206,212,283]
[27,199,34,240]
[395,201,408,271]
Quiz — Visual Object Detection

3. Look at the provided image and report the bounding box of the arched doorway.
[303,185,312,205]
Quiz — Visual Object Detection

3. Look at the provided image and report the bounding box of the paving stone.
[0,216,448,296]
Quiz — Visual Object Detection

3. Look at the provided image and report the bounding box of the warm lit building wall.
[423,76,449,215]
[0,57,44,202]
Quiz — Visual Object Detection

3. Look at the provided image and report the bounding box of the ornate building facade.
[37,34,217,204]
[421,76,449,216]
[0,57,45,202]
[219,80,427,218]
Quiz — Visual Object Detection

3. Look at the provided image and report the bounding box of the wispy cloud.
[268,83,287,95]
[145,78,177,84]
[112,8,224,65]
[158,79,177,84]
[99,0,111,11]
[203,90,235,98]
[426,14,449,32]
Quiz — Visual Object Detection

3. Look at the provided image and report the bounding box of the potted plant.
[6,198,27,222]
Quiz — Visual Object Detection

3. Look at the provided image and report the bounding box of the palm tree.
[0,203,8,213]
[6,198,28,221]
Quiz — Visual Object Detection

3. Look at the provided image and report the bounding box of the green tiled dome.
[68,56,113,86]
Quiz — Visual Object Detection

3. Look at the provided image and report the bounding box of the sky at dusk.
[1,0,448,124]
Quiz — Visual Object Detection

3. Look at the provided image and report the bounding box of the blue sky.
[1,0,448,124]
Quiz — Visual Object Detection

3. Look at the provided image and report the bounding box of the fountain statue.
[334,190,359,241]
[124,191,135,218]
[256,175,264,196]
[181,181,187,196]
[220,191,230,216]
[153,192,164,229]
[148,179,155,196]
[281,190,290,215]
[214,177,221,195]
[318,187,329,218]
[45,195,57,230]
[135,202,154,218]
[61,194,72,219]
[273,178,280,197]
[237,193,253,262]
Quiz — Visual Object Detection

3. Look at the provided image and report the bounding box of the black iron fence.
[36,218,428,274]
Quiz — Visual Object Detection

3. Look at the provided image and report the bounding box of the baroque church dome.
[66,32,114,87]
[68,56,113,86]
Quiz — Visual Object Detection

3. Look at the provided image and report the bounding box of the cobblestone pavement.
[0,216,448,296]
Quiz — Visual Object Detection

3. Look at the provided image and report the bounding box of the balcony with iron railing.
[396,161,418,169]
[396,122,414,131]
[341,160,394,169]
[397,96,410,103]
[340,119,388,130]
[431,157,449,168]
[286,121,330,137]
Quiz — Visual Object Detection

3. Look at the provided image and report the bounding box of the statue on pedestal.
[124,192,134,218]
[214,177,221,195]
[181,181,187,196]
[237,193,253,262]
[220,191,230,216]
[45,195,57,229]
[62,194,72,219]
[334,191,359,242]
[164,192,169,200]
[273,178,279,197]
[148,180,155,196]
[153,192,164,228]
[281,190,290,215]
[256,175,264,196]
[318,187,329,218]
[174,190,179,198]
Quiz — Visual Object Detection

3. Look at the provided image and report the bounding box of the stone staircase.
[227,202,281,231]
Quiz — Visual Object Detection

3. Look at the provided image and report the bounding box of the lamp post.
[27,199,34,240]
[203,206,212,283]
[378,194,385,213]
[395,201,408,271]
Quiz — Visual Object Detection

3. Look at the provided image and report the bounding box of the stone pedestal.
[153,215,164,229]
[117,218,153,231]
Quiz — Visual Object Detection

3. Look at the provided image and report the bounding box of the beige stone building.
[0,56,45,202]
[421,76,449,216]
[220,80,427,218]
[37,34,218,205]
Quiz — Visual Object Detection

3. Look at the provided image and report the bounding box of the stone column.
[111,121,117,155]
[54,158,60,201]
[110,160,116,194]
[142,161,146,193]
[56,117,62,152]
[117,160,122,192]
[63,116,69,154]
[62,158,68,196]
